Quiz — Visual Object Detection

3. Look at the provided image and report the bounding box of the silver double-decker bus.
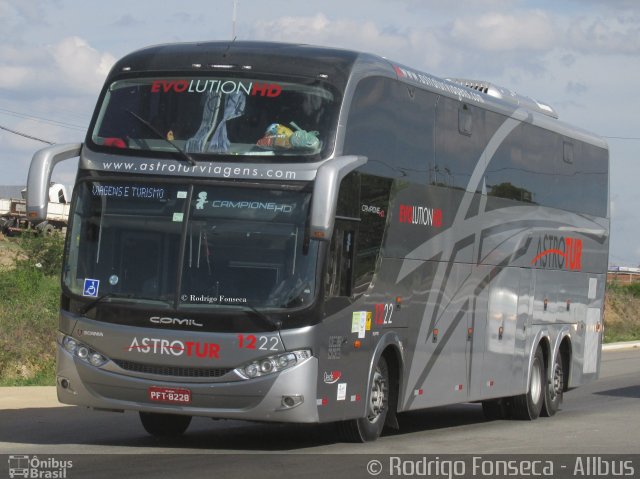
[27,42,609,442]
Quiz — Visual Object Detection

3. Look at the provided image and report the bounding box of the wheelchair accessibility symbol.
[83,278,100,297]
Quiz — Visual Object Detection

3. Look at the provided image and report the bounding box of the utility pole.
[232,0,237,40]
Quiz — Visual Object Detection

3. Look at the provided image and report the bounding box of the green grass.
[603,282,640,343]
[606,281,640,299]
[0,235,62,386]
[0,234,638,385]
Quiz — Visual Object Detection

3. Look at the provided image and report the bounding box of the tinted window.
[485,123,552,204]
[90,76,339,160]
[435,98,487,191]
[558,141,608,217]
[325,172,392,299]
[485,117,608,217]
[354,175,392,293]
[344,77,436,182]
[64,181,320,310]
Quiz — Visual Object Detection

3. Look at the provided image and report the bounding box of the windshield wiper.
[80,293,134,315]
[124,109,196,166]
[241,304,282,331]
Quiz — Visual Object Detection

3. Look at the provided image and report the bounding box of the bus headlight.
[63,336,78,354]
[235,350,311,379]
[89,352,106,367]
[59,333,109,368]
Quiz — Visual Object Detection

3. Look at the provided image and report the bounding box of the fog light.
[279,395,304,410]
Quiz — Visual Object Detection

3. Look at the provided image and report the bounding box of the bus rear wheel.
[542,354,564,417]
[337,356,389,442]
[139,412,192,437]
[481,398,510,420]
[512,345,545,420]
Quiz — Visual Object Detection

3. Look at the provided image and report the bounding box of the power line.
[0,123,54,145]
[603,136,640,140]
[0,107,86,131]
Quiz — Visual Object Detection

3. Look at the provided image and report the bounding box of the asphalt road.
[1,348,638,478]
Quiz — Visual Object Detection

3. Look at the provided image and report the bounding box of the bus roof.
[107,41,607,150]
[109,41,360,90]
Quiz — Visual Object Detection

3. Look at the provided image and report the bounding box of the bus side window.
[325,172,391,301]
[353,175,392,295]
[325,223,355,298]
[325,172,360,302]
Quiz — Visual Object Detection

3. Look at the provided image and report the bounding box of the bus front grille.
[113,359,233,378]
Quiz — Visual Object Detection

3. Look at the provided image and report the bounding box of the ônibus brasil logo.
[531,235,583,271]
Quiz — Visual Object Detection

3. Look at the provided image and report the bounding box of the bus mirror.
[27,143,82,221]
[309,155,367,241]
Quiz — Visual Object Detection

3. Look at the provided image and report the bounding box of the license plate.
[148,386,191,404]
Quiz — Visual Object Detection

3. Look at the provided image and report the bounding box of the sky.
[0,0,639,266]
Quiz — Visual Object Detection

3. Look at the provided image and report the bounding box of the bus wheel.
[337,356,389,442]
[481,398,509,420]
[139,412,192,436]
[512,345,545,420]
[542,354,564,417]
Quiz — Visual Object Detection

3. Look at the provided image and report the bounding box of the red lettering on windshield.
[251,83,282,97]
[150,80,190,93]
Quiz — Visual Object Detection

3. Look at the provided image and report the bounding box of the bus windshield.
[89,76,339,159]
[64,181,319,311]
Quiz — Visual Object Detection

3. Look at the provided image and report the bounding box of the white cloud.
[0,36,115,97]
[0,65,31,89]
[48,36,116,95]
[253,13,409,58]
[111,14,143,28]
[565,81,587,95]
[567,15,640,55]
[450,10,557,52]
[251,10,562,79]
[0,0,48,24]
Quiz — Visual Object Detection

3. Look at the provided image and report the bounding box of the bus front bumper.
[56,344,320,423]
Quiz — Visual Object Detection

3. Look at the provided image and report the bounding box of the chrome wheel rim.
[551,362,563,399]
[367,369,387,423]
[530,359,542,404]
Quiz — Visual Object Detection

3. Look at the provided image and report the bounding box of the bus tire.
[337,356,389,442]
[481,398,509,420]
[542,353,564,417]
[512,345,545,420]
[139,412,192,436]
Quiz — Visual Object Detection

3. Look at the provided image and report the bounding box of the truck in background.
[0,183,69,235]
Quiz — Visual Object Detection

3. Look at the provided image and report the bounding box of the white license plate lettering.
[148,387,191,404]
